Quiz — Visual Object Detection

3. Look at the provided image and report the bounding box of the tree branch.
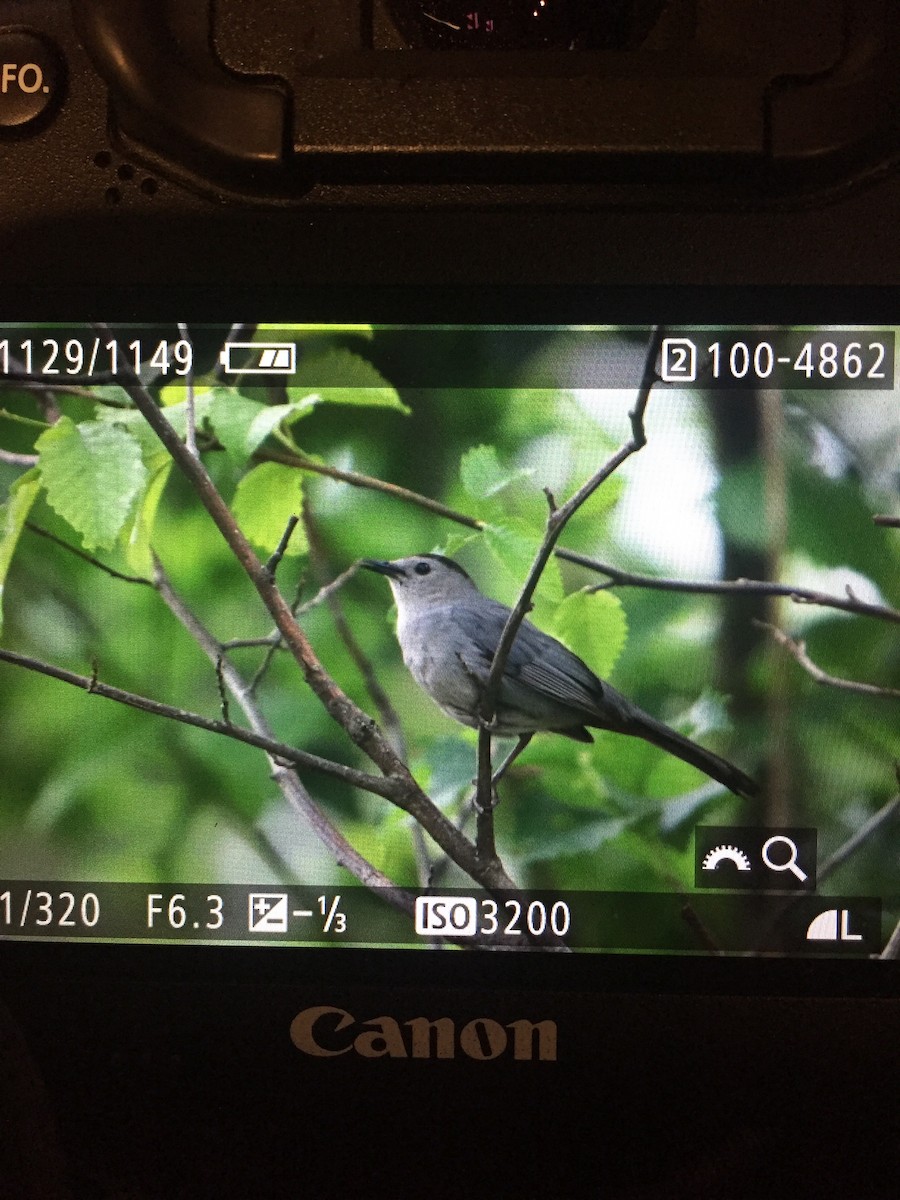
[262,446,485,531]
[263,515,300,579]
[150,553,407,899]
[26,522,154,586]
[176,323,198,459]
[817,793,900,886]
[0,447,38,467]
[262,451,900,626]
[473,326,663,825]
[93,325,517,892]
[302,505,408,762]
[755,622,900,699]
[561,551,900,625]
[0,646,397,799]
[96,325,406,775]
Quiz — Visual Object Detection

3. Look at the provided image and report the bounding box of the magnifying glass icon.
[762,835,808,882]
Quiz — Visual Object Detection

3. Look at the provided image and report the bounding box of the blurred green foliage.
[0,326,897,929]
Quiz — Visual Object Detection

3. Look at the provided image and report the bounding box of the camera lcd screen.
[0,322,897,958]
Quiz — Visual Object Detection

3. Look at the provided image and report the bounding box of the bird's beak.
[361,558,406,580]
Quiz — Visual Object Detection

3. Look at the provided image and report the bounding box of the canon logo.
[290,1006,557,1062]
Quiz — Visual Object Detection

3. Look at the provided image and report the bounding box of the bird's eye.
[414,561,432,576]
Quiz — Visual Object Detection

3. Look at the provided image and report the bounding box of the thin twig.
[0,645,397,798]
[303,506,408,760]
[882,916,900,959]
[12,382,131,404]
[214,655,231,725]
[0,448,38,466]
[473,325,664,841]
[756,621,900,699]
[564,551,900,625]
[248,578,307,696]
[263,514,300,579]
[25,522,154,586]
[874,515,900,529]
[94,323,517,892]
[150,554,409,900]
[177,323,198,459]
[0,407,51,430]
[681,903,722,954]
[295,562,361,615]
[818,794,900,885]
[221,634,282,651]
[263,447,484,530]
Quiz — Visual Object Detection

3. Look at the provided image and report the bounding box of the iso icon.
[415,895,478,937]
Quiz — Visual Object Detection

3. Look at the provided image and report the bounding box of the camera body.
[1,3,899,1198]
[1,0,899,286]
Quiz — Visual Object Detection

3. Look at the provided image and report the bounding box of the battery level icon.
[219,341,296,376]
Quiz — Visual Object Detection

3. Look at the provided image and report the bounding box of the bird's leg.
[491,734,533,787]
[471,734,534,807]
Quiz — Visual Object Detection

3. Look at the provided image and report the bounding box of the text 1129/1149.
[0,337,194,378]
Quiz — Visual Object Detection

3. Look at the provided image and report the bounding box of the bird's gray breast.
[396,598,624,735]
[397,605,483,727]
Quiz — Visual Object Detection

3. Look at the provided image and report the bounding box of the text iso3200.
[414,895,572,939]
[0,336,194,378]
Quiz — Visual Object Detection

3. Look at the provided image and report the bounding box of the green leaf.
[134,392,213,447]
[255,323,374,341]
[483,522,564,605]
[437,530,480,560]
[245,403,311,450]
[460,444,533,501]
[36,417,147,551]
[549,589,628,679]
[92,397,210,472]
[518,816,629,864]
[89,384,134,408]
[231,462,307,557]
[790,466,896,590]
[0,468,41,629]
[207,388,329,465]
[207,389,268,463]
[286,350,409,414]
[122,460,172,574]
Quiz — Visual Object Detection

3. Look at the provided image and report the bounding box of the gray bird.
[363,553,758,800]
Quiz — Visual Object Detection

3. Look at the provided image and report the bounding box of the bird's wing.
[450,600,628,725]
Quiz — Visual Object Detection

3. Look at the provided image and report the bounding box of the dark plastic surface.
[0,0,890,197]
[0,3,898,1197]
[71,0,289,181]
[1,945,898,1198]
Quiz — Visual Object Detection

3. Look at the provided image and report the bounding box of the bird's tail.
[622,710,758,800]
